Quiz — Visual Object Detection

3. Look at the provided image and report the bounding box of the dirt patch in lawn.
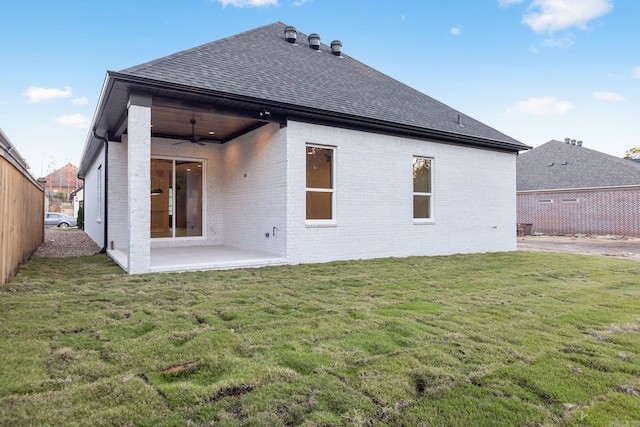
[518,235,640,261]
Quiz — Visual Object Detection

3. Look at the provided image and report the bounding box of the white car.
[45,212,77,228]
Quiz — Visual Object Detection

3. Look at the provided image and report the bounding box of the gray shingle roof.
[118,22,524,148]
[517,139,640,191]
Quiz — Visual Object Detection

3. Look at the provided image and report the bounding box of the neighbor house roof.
[80,22,527,176]
[517,139,640,191]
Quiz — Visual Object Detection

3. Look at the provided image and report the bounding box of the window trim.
[151,155,206,240]
[96,164,102,223]
[305,143,336,226]
[413,156,434,224]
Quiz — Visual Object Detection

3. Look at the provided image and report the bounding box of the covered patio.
[109,246,287,274]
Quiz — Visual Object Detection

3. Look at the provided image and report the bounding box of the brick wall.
[82,144,105,249]
[285,121,517,265]
[221,123,287,256]
[517,187,640,237]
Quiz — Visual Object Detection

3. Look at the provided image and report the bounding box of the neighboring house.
[42,163,81,210]
[70,186,84,218]
[517,139,640,237]
[78,22,528,274]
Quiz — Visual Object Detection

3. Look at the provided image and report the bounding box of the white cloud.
[71,97,88,105]
[523,0,613,34]
[55,114,90,129]
[634,66,640,79]
[499,0,525,6]
[593,91,624,102]
[292,0,311,5]
[509,96,574,115]
[450,27,462,35]
[22,86,72,103]
[214,0,277,7]
[540,35,575,48]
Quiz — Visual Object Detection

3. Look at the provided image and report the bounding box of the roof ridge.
[119,22,286,75]
[543,139,640,168]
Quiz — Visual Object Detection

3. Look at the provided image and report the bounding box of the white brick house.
[78,23,528,274]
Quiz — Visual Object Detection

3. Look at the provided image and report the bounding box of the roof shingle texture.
[119,22,523,147]
[517,140,640,191]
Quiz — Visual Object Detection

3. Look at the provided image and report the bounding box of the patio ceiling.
[150,104,267,144]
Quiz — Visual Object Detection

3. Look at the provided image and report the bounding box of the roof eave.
[517,184,640,193]
[82,72,529,170]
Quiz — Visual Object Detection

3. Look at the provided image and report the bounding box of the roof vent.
[571,139,576,145]
[308,33,321,50]
[577,140,582,146]
[565,138,571,143]
[330,40,342,56]
[456,114,464,127]
[284,26,297,43]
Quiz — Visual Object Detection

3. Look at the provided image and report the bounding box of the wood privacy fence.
[1,134,44,286]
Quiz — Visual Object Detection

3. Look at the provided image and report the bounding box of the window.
[306,145,334,221]
[150,158,203,238]
[413,157,433,220]
[97,165,102,222]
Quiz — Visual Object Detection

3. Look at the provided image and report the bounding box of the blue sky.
[1,0,638,176]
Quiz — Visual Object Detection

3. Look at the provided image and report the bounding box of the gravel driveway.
[33,229,101,258]
[518,235,640,261]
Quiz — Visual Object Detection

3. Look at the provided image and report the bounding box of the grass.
[1,252,639,426]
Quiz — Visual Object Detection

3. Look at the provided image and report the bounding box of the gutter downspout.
[93,130,109,254]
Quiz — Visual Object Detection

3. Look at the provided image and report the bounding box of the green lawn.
[1,252,639,426]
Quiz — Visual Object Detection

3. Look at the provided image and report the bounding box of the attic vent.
[577,140,582,146]
[308,33,321,50]
[571,139,576,145]
[331,40,342,56]
[284,26,298,43]
[565,138,570,143]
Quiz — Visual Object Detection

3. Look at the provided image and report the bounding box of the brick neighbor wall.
[517,187,640,237]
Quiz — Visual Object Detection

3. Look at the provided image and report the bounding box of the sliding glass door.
[150,158,203,238]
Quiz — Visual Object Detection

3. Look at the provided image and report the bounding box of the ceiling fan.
[173,118,205,146]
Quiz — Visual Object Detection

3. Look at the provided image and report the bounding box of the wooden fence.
[0,134,44,286]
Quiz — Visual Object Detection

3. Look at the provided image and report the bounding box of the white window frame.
[96,164,102,223]
[151,155,206,240]
[413,156,434,224]
[305,144,336,226]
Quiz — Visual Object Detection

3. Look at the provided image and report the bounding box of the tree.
[623,147,640,159]
[77,205,84,230]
